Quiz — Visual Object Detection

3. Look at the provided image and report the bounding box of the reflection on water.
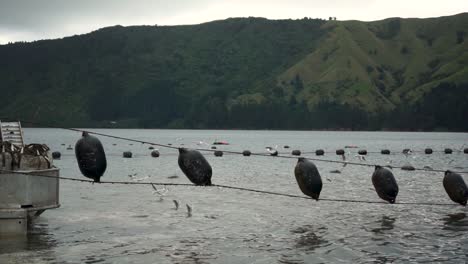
[0,222,56,255]
[371,215,396,234]
[166,238,216,264]
[291,225,329,252]
[442,213,468,231]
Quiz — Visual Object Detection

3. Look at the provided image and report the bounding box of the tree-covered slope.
[0,14,467,130]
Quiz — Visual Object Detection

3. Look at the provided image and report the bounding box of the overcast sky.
[0,0,467,44]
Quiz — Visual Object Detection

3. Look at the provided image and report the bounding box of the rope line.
[0,169,456,206]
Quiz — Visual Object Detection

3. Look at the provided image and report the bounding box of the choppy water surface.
[1,129,468,263]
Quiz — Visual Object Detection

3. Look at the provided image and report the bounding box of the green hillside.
[0,14,467,130]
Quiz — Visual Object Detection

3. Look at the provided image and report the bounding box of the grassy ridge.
[0,14,467,130]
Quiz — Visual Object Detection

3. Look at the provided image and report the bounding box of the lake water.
[1,129,468,263]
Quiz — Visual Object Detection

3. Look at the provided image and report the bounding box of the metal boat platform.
[1,121,60,236]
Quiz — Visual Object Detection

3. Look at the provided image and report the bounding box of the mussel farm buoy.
[75,132,107,182]
[178,148,212,186]
[315,149,324,156]
[294,158,322,200]
[401,164,415,171]
[52,151,61,160]
[372,166,398,204]
[443,170,468,206]
[292,150,301,156]
[151,150,160,157]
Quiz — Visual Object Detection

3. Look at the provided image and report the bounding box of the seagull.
[403,149,412,157]
[340,154,346,161]
[356,155,366,161]
[186,204,192,217]
[173,200,179,210]
[266,146,278,156]
[151,184,168,201]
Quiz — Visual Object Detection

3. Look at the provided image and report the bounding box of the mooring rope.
[0,169,456,206]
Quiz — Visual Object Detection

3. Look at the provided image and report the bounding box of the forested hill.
[1,14,467,131]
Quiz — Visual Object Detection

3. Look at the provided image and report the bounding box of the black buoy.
[123,151,132,158]
[358,149,367,155]
[402,148,411,154]
[443,170,468,206]
[401,164,415,171]
[464,148,468,154]
[372,166,399,204]
[292,150,301,156]
[52,151,61,160]
[242,150,251,156]
[211,146,217,150]
[294,158,322,200]
[270,151,278,156]
[315,149,324,156]
[425,148,433,154]
[284,145,290,149]
[75,132,107,182]
[151,150,160,157]
[178,148,212,186]
[214,150,223,157]
[444,148,453,154]
[381,149,390,155]
[336,149,345,155]
[148,146,154,150]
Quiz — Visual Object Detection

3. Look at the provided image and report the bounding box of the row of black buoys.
[294,158,322,200]
[443,171,468,206]
[178,148,212,185]
[151,150,160,158]
[336,149,345,155]
[242,150,251,156]
[315,149,324,156]
[425,148,433,154]
[444,148,453,154]
[123,151,132,158]
[214,150,223,157]
[381,149,390,155]
[75,132,107,182]
[372,166,399,204]
[52,151,61,160]
[292,150,301,156]
[358,150,367,155]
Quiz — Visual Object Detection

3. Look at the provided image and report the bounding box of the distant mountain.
[1,14,467,131]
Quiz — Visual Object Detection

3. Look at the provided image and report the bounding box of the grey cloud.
[0,0,215,30]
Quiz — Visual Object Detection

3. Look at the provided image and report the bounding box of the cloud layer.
[0,0,466,43]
